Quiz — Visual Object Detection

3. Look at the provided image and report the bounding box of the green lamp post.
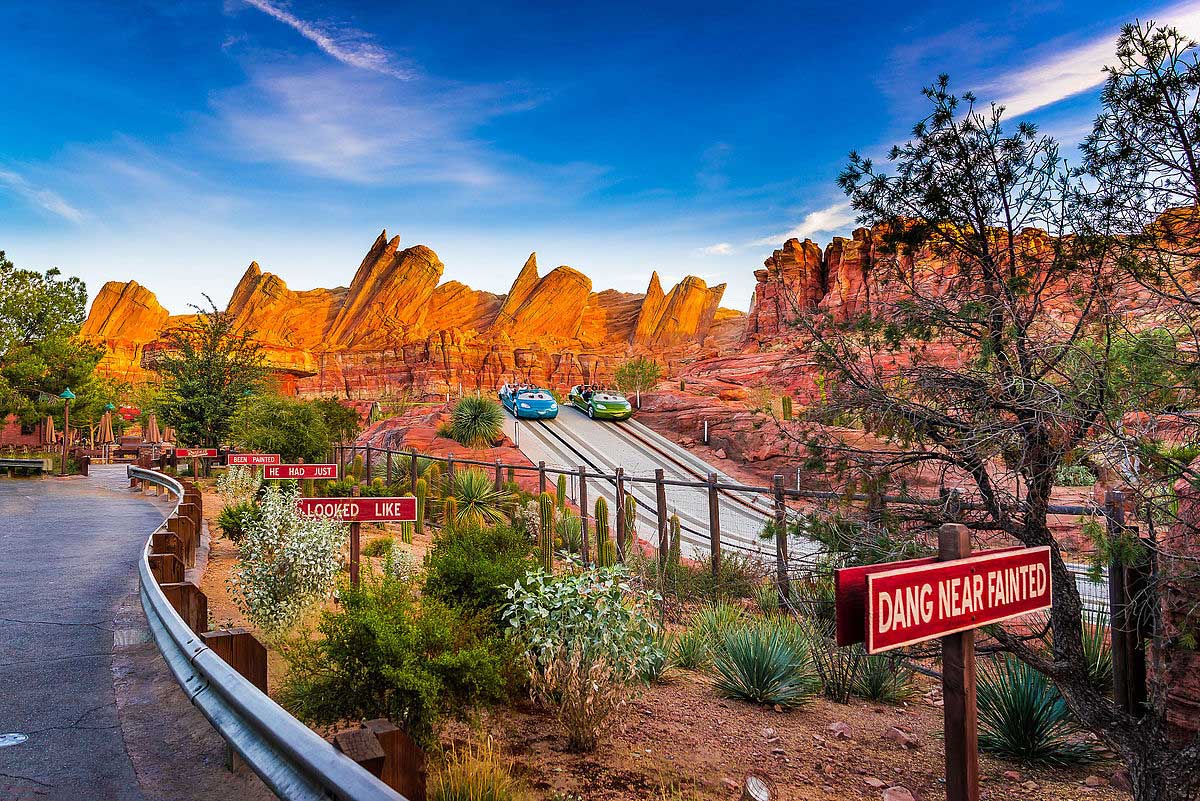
[59,388,76,476]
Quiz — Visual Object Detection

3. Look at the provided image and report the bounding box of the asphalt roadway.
[0,466,271,801]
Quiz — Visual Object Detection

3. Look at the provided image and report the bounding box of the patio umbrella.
[161,426,174,444]
[43,415,56,445]
[146,413,161,444]
[99,412,115,445]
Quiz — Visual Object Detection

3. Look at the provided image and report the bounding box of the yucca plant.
[448,395,504,448]
[641,630,671,683]
[555,511,583,554]
[449,469,509,528]
[1081,608,1113,694]
[753,581,779,614]
[976,655,1099,766]
[712,621,821,707]
[670,626,710,670]
[854,653,917,704]
[692,602,745,651]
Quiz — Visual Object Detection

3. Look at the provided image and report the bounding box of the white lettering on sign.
[303,501,360,518]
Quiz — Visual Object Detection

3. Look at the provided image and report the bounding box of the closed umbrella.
[100,412,115,444]
[43,415,56,446]
[146,413,161,444]
[161,426,174,444]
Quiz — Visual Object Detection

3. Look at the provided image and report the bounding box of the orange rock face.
[80,280,171,383]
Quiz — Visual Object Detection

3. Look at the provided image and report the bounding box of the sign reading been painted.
[864,546,1052,653]
[175,448,218,458]
[262,463,338,480]
[297,497,417,523]
[226,453,281,466]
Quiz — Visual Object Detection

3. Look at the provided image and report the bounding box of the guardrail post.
[409,449,419,494]
[615,467,627,563]
[655,469,668,568]
[578,466,589,564]
[153,530,187,564]
[364,719,427,801]
[149,553,185,584]
[200,628,268,693]
[773,475,790,603]
[708,472,721,597]
[538,461,547,495]
[160,582,209,633]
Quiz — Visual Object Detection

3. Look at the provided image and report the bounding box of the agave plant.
[669,626,710,670]
[854,653,917,704]
[449,395,504,448]
[977,655,1099,765]
[1081,608,1113,694]
[449,469,510,527]
[711,620,821,708]
[691,602,745,651]
[555,511,583,554]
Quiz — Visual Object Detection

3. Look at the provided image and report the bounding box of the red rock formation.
[81,281,171,382]
[745,238,825,340]
[493,262,592,341]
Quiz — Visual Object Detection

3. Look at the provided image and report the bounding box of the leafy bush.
[217,464,262,505]
[384,546,420,584]
[217,499,258,544]
[230,394,333,463]
[854,654,917,703]
[711,620,820,708]
[503,565,662,750]
[641,630,671,683]
[1054,463,1098,487]
[670,626,710,670]
[977,655,1098,765]
[429,737,528,801]
[422,522,535,623]
[448,469,510,527]
[279,570,512,746]
[449,395,504,448]
[361,536,395,558]
[230,483,345,632]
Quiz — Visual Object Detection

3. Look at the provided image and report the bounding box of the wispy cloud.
[987,1,1200,117]
[0,167,84,223]
[699,242,734,255]
[239,0,413,79]
[751,201,855,246]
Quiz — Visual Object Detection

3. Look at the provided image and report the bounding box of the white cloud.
[699,242,734,256]
[988,1,1200,117]
[239,0,413,79]
[0,168,83,223]
[752,201,855,246]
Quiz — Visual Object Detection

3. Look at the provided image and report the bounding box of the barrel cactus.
[669,513,681,566]
[415,478,427,534]
[538,492,556,572]
[594,497,613,567]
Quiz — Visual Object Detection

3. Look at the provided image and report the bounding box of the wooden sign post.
[296,495,417,587]
[835,525,1052,801]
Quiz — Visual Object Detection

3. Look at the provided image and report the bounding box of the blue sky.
[2,0,1198,312]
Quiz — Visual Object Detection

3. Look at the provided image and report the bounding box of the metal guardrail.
[0,457,53,472]
[129,465,407,801]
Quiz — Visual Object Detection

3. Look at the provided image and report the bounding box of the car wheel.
[588,406,595,419]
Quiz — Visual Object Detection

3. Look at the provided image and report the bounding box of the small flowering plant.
[217,464,262,505]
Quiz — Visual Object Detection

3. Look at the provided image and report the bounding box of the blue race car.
[499,383,559,419]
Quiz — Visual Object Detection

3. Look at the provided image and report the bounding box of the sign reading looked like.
[175,448,218,458]
[297,497,417,523]
[864,546,1052,653]
[227,453,281,466]
[262,463,338,480]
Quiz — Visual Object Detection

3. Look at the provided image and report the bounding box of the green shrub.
[1054,463,1098,486]
[362,536,395,558]
[320,478,358,497]
[1082,609,1113,694]
[977,655,1098,765]
[670,626,710,670]
[690,553,763,599]
[429,737,529,801]
[449,395,504,448]
[230,394,333,463]
[422,523,535,624]
[279,570,512,746]
[641,630,671,683]
[503,565,662,750]
[448,469,510,527]
[854,654,917,703]
[754,582,779,614]
[217,499,258,544]
[711,620,820,708]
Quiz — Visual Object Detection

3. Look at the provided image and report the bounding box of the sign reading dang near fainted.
[262,463,338,480]
[865,546,1052,653]
[297,497,417,523]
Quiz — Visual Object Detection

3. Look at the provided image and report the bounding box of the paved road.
[0,467,271,801]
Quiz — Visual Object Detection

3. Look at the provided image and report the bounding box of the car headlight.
[519,402,530,409]
[549,403,558,410]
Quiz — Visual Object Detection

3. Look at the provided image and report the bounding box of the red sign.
[862,546,1052,653]
[263,463,339,480]
[297,497,417,523]
[227,453,281,466]
[175,448,218,458]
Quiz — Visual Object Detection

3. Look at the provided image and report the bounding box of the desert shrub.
[1081,609,1113,693]
[279,570,511,746]
[670,626,710,670]
[503,565,662,750]
[230,394,332,463]
[754,582,779,614]
[320,478,358,497]
[691,602,745,648]
[711,619,820,708]
[641,630,671,683]
[690,553,763,599]
[217,499,259,544]
[1054,463,1098,487]
[422,522,535,623]
[362,536,395,558]
[976,655,1098,765]
[217,464,262,505]
[384,546,420,584]
[854,653,917,704]
[449,395,504,448]
[512,500,540,540]
[429,737,529,801]
[230,483,345,632]
[448,469,510,527]
[803,615,863,703]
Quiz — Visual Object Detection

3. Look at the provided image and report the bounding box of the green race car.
[567,385,633,420]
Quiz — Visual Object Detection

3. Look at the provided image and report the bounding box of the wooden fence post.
[615,467,627,563]
[538,461,547,496]
[773,475,789,602]
[494,459,503,492]
[365,446,373,483]
[708,472,721,597]
[655,468,668,568]
[939,523,980,801]
[446,456,455,485]
[578,465,589,564]
[386,450,393,485]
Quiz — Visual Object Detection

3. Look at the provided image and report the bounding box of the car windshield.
[594,393,624,402]
[518,390,551,400]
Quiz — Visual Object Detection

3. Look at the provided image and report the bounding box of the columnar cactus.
[424,463,442,495]
[680,378,686,392]
[623,494,638,549]
[594,497,613,567]
[400,521,413,545]
[443,496,458,528]
[781,394,794,421]
[669,513,681,566]
[351,454,364,482]
[538,492,556,572]
[556,474,567,508]
[415,478,427,534]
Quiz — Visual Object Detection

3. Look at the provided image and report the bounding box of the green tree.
[230,395,332,463]
[153,296,266,447]
[0,253,105,425]
[311,397,361,444]
[613,356,662,408]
